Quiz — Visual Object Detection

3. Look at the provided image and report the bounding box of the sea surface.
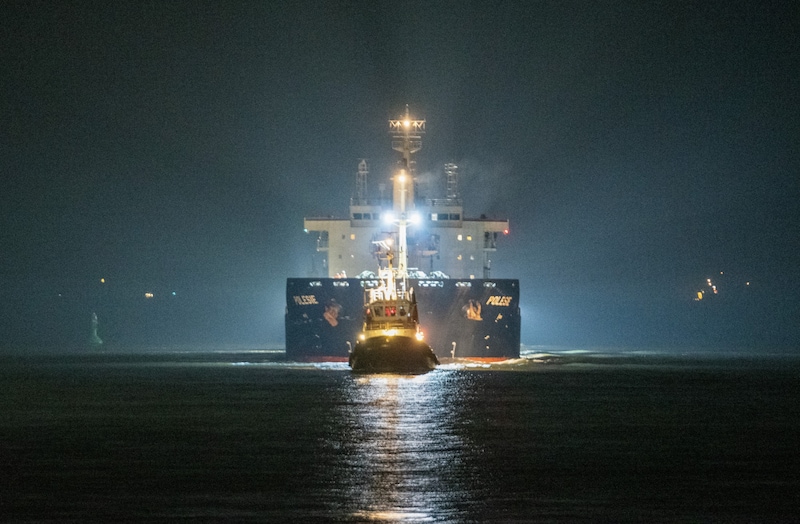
[2,346,799,522]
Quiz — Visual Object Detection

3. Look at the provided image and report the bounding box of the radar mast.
[388,106,425,278]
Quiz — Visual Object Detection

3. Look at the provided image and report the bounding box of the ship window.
[431,213,438,221]
[457,234,463,241]
[467,235,472,241]
[350,233,355,240]
[450,213,460,220]
[353,213,362,219]
[438,213,449,221]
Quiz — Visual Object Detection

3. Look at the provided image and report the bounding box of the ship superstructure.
[304,108,508,281]
[286,108,520,361]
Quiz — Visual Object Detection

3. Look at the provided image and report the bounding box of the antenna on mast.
[389,105,425,173]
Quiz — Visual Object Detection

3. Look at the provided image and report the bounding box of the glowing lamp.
[415,331,424,341]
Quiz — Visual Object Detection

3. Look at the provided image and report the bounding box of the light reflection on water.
[331,371,473,522]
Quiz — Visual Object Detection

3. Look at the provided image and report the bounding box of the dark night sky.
[2,1,798,349]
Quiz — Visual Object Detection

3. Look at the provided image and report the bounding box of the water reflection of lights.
[336,371,470,522]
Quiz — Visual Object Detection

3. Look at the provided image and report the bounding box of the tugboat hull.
[349,336,439,374]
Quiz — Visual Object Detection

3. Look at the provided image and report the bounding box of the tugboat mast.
[388,105,425,279]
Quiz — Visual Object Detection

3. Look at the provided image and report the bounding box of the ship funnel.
[355,159,368,204]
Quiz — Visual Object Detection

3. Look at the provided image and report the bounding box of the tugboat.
[349,241,438,373]
[348,108,439,372]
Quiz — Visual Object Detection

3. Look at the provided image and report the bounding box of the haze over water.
[3,347,798,522]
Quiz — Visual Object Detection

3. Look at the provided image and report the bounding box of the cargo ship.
[285,108,520,361]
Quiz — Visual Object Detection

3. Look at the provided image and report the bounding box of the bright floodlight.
[410,211,422,225]
[382,211,395,224]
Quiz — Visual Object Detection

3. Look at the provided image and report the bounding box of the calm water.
[2,349,799,522]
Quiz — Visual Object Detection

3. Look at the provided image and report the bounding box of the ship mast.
[388,105,425,278]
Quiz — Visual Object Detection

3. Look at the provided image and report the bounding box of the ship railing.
[365,319,415,331]
[349,197,391,207]
[368,288,399,302]
[426,198,463,207]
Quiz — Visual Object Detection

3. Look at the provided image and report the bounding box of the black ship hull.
[285,278,520,360]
